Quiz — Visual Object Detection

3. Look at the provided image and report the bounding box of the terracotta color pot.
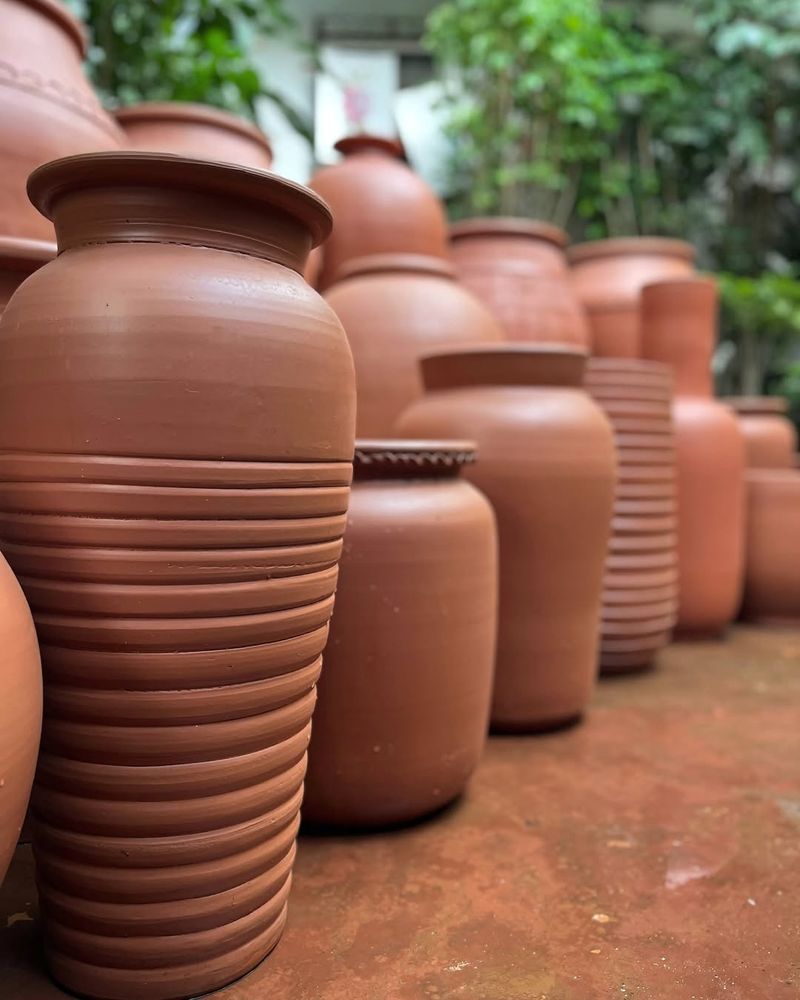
[115,102,273,169]
[569,238,695,357]
[0,237,55,311]
[726,396,797,469]
[396,346,616,731]
[303,440,497,827]
[641,278,745,636]
[325,254,504,437]
[310,135,449,290]
[0,152,355,1000]
[0,0,122,240]
[449,218,589,346]
[741,470,800,625]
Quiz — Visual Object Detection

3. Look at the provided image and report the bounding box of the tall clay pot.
[396,346,616,732]
[0,0,122,240]
[0,151,355,1000]
[726,396,797,469]
[310,135,449,290]
[741,470,800,625]
[325,254,504,437]
[569,238,695,357]
[0,237,55,310]
[449,218,590,346]
[116,102,273,169]
[303,440,498,827]
[641,277,745,636]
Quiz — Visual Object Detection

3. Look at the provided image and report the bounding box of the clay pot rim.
[0,237,56,270]
[21,0,88,57]
[449,217,566,248]
[567,237,695,265]
[334,134,404,159]
[725,395,788,416]
[586,359,672,379]
[641,275,717,299]
[28,152,333,247]
[354,439,476,476]
[333,253,455,283]
[746,468,800,487]
[114,103,272,158]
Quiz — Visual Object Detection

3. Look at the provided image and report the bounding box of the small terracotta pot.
[726,396,797,469]
[569,237,695,357]
[741,470,800,625]
[0,237,55,311]
[449,217,589,346]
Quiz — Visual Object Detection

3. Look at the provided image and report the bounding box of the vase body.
[396,346,616,731]
[116,102,273,169]
[450,218,590,346]
[726,396,797,469]
[310,135,449,289]
[741,470,800,625]
[0,237,54,310]
[303,441,497,827]
[569,237,695,357]
[0,0,122,240]
[0,152,355,1000]
[641,278,745,636]
[325,254,504,437]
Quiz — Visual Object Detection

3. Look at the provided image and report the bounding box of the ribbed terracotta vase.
[569,238,695,357]
[0,0,122,239]
[303,440,497,827]
[741,470,800,625]
[641,277,745,636]
[0,237,55,310]
[325,254,504,437]
[726,396,797,469]
[116,102,273,169]
[0,152,355,1000]
[585,360,678,673]
[310,135,449,290]
[397,346,616,732]
[450,218,590,346]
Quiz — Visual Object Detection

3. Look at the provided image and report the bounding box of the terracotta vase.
[0,0,122,240]
[325,254,504,437]
[0,151,355,1000]
[309,135,449,290]
[303,440,497,827]
[741,470,800,625]
[396,346,616,731]
[449,217,590,346]
[0,237,55,310]
[585,360,678,673]
[569,237,695,357]
[115,102,273,169]
[640,277,745,636]
[726,396,797,469]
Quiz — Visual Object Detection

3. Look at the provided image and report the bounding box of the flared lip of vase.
[354,439,477,478]
[114,102,273,157]
[725,395,789,416]
[0,236,57,270]
[20,0,88,56]
[334,134,405,159]
[567,236,695,265]
[449,216,567,248]
[27,151,333,247]
[332,254,455,283]
[420,343,588,391]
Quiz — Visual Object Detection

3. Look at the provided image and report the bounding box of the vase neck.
[421,346,587,391]
[640,278,717,397]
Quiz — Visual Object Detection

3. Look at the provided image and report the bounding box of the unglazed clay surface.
[726,397,797,469]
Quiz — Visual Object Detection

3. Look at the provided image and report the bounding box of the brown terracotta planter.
[115,102,273,169]
[641,278,745,636]
[726,396,797,469]
[741,470,800,625]
[0,236,55,311]
[449,218,589,346]
[0,152,355,1000]
[396,346,616,731]
[569,238,695,357]
[325,254,504,437]
[310,134,449,290]
[303,440,497,827]
[0,0,122,240]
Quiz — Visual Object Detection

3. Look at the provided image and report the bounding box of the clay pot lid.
[334,254,455,283]
[28,151,333,247]
[115,102,272,156]
[449,217,566,248]
[0,237,56,270]
[725,395,788,416]
[567,237,695,265]
[21,0,88,56]
[421,343,587,391]
[334,135,405,159]
[354,439,476,479]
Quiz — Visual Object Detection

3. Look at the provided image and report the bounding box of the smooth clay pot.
[397,346,616,731]
[0,152,355,1000]
[450,217,589,346]
[569,237,695,357]
[741,470,800,625]
[726,396,797,469]
[325,254,504,437]
[116,102,273,169]
[0,237,55,310]
[641,277,745,636]
[0,0,122,239]
[310,135,449,290]
[303,440,497,827]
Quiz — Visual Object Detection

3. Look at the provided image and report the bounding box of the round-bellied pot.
[741,470,800,625]
[641,277,745,636]
[449,218,589,346]
[0,0,122,240]
[303,440,497,827]
[726,396,797,469]
[0,152,355,1000]
[115,102,273,170]
[325,254,504,437]
[396,346,616,731]
[309,135,449,290]
[568,237,695,357]
[0,237,55,311]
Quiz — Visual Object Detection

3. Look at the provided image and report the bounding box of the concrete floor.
[2,626,799,1000]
